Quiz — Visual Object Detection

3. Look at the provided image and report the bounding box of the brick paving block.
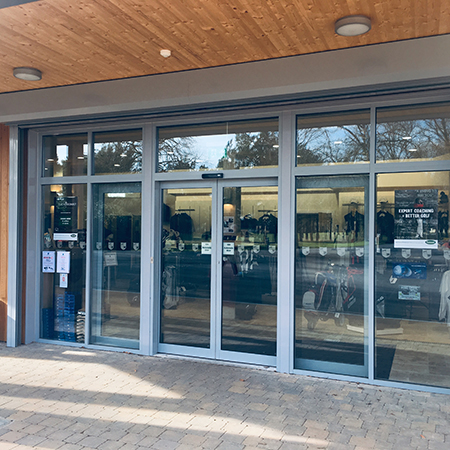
[0,430,28,443]
[278,441,308,450]
[215,441,245,450]
[0,443,22,449]
[77,435,107,448]
[150,438,180,450]
[34,438,66,449]
[97,440,125,450]
[64,432,87,444]
[178,433,207,446]
[349,435,376,448]
[327,443,356,450]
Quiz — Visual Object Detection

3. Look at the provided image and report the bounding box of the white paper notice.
[56,251,70,274]
[104,252,118,266]
[42,251,55,273]
[223,242,234,255]
[201,242,212,255]
[60,273,68,288]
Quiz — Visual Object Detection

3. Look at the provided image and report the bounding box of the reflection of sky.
[56,145,68,164]
[56,144,89,164]
[193,134,234,168]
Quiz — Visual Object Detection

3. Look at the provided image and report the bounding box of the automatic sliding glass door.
[219,185,277,362]
[158,181,277,365]
[160,187,213,350]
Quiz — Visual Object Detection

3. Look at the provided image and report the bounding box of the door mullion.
[210,181,221,358]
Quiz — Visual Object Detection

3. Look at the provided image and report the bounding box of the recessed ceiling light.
[77,156,85,160]
[335,15,371,37]
[273,144,280,148]
[13,67,42,81]
[408,148,417,152]
[114,163,120,167]
[334,140,343,145]
[402,136,412,140]
[160,49,171,58]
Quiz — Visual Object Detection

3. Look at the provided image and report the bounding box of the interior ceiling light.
[13,66,42,81]
[160,49,171,58]
[335,15,371,37]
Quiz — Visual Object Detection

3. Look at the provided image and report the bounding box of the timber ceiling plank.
[0,0,449,94]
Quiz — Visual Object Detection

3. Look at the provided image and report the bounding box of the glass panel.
[377,103,450,163]
[157,118,278,172]
[375,171,450,388]
[91,183,141,349]
[160,188,212,347]
[43,134,88,177]
[294,175,368,376]
[296,110,370,166]
[221,186,277,356]
[41,184,87,342]
[93,129,142,175]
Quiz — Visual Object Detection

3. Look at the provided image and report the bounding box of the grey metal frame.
[7,125,21,347]
[18,84,450,393]
[157,177,278,367]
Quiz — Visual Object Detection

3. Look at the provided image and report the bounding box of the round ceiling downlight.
[160,49,171,58]
[335,15,371,37]
[13,67,42,81]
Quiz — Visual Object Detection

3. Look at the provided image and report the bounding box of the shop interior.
[160,186,278,356]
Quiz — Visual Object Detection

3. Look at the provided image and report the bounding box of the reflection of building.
[1,5,450,394]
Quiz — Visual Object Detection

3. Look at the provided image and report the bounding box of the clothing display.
[439,270,450,326]
[258,213,277,237]
[377,209,395,244]
[438,210,449,238]
[240,215,258,232]
[170,212,194,241]
[344,210,364,240]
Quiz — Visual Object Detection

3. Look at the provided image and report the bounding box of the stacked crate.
[53,292,76,342]
[76,310,85,343]
[41,308,54,339]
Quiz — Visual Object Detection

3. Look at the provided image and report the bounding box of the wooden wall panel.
[0,124,9,342]
[0,0,449,94]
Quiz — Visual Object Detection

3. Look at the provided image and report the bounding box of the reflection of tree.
[217,131,279,169]
[297,124,369,164]
[95,141,142,174]
[421,118,450,158]
[377,117,450,161]
[158,137,198,172]
[376,121,419,160]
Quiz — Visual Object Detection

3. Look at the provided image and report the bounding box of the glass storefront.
[375,171,450,388]
[220,186,277,356]
[43,134,88,177]
[93,129,142,175]
[34,99,450,391]
[157,118,278,172]
[91,183,141,348]
[159,184,278,358]
[41,184,87,342]
[160,187,213,347]
[376,104,450,163]
[294,175,368,377]
[296,110,370,166]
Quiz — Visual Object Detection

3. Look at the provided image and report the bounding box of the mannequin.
[377,201,394,244]
[344,201,364,241]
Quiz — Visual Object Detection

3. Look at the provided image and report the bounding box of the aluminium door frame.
[156,177,277,366]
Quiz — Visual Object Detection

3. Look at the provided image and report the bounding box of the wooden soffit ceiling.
[0,0,449,94]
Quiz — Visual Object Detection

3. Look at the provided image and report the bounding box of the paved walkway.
[0,343,448,450]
